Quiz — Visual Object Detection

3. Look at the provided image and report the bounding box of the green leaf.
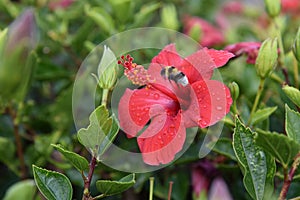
[0,136,15,162]
[77,105,119,159]
[51,144,89,172]
[255,129,300,168]
[207,138,237,161]
[285,104,300,144]
[85,6,115,34]
[233,117,276,200]
[251,106,277,125]
[96,174,135,196]
[3,180,41,200]
[283,85,300,107]
[133,2,161,27]
[32,165,72,200]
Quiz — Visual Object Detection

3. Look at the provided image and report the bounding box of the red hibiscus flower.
[224,42,261,64]
[118,44,233,165]
[183,15,225,47]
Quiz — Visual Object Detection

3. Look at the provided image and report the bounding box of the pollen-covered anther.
[118,54,154,86]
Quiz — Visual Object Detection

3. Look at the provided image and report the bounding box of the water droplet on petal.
[158,135,162,139]
[212,92,215,96]
[216,97,220,101]
[216,106,223,111]
[154,93,160,99]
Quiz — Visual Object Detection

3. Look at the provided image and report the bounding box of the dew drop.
[154,93,160,99]
[158,135,162,139]
[216,97,220,101]
[212,92,215,96]
[160,140,164,145]
[216,106,223,111]
[145,91,150,96]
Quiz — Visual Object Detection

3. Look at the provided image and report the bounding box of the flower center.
[118,54,154,86]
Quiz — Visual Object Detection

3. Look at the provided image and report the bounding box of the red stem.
[83,156,97,200]
[168,181,173,200]
[8,107,26,179]
[279,153,300,200]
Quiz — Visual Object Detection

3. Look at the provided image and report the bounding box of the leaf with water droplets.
[233,117,275,200]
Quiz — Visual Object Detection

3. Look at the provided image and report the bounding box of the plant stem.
[294,59,299,89]
[279,153,300,200]
[101,89,109,107]
[248,78,265,125]
[8,106,26,179]
[168,181,173,200]
[83,156,97,200]
[149,177,154,200]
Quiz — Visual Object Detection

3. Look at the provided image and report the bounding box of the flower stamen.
[118,54,154,86]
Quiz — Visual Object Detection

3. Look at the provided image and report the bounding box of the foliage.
[0,0,300,199]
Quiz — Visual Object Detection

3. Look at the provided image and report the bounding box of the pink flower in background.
[49,0,74,10]
[281,0,300,14]
[221,1,244,14]
[225,42,261,64]
[192,161,233,200]
[183,15,225,47]
[118,44,233,165]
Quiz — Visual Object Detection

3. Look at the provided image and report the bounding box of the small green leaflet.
[51,144,89,172]
[77,105,119,160]
[96,174,135,196]
[285,104,300,144]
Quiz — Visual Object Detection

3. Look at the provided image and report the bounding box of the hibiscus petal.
[181,49,216,82]
[151,43,182,66]
[118,88,178,138]
[204,48,235,67]
[137,111,186,165]
[183,80,232,128]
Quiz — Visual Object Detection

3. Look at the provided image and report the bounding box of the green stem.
[295,60,299,89]
[149,177,154,200]
[101,89,109,107]
[92,194,106,199]
[248,78,265,125]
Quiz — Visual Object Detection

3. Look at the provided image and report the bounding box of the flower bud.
[229,82,240,101]
[0,9,38,102]
[255,38,278,79]
[161,3,179,30]
[282,85,300,107]
[97,46,119,90]
[264,0,281,18]
[292,27,300,62]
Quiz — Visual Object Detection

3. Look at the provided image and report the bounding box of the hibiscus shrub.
[1,0,300,200]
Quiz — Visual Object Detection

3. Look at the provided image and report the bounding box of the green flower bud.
[255,38,278,79]
[189,24,202,43]
[97,46,119,90]
[292,27,300,62]
[264,0,281,18]
[229,82,240,101]
[161,3,179,30]
[282,85,300,107]
[0,9,38,102]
